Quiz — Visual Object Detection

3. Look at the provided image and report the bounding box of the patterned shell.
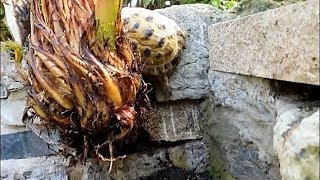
[121,7,187,76]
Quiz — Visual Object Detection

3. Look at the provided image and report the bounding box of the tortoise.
[121,7,187,99]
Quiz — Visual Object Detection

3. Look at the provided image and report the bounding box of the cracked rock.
[154,4,235,101]
[200,70,280,179]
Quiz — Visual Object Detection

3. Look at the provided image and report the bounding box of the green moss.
[0,20,12,42]
[210,162,234,180]
[235,0,275,15]
[206,135,234,180]
[235,0,305,15]
[0,2,13,42]
[199,99,234,180]
[0,41,24,63]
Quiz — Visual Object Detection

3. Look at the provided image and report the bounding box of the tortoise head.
[177,30,187,50]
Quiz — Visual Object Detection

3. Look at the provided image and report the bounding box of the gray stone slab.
[208,0,319,85]
[201,68,320,179]
[0,131,56,160]
[144,101,202,142]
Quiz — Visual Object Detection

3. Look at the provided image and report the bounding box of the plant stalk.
[94,0,122,51]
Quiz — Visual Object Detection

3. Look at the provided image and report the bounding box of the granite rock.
[209,0,319,85]
[235,0,303,16]
[0,124,27,135]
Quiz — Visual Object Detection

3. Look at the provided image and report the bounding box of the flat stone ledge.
[0,124,27,135]
[209,0,319,85]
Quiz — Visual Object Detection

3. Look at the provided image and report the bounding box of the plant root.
[95,141,126,173]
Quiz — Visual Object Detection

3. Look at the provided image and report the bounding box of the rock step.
[208,0,319,85]
[0,140,210,179]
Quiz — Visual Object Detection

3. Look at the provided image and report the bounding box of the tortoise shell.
[121,7,186,76]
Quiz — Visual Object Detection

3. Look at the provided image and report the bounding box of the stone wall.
[1,1,319,179]
[201,0,319,179]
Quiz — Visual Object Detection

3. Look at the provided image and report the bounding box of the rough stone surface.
[168,141,209,173]
[153,4,235,101]
[274,104,320,180]
[1,156,68,180]
[209,0,320,85]
[79,140,210,179]
[144,101,202,141]
[1,89,27,125]
[200,68,320,179]
[200,70,280,179]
